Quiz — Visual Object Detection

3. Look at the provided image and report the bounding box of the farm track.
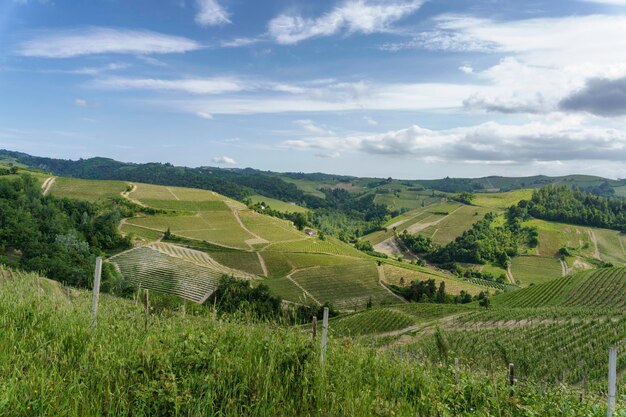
[231,210,269,248]
[286,267,321,305]
[121,184,146,207]
[560,259,569,276]
[166,187,180,200]
[257,252,268,277]
[588,229,601,259]
[377,265,407,303]
[41,176,56,196]
[405,205,463,234]
[506,264,516,284]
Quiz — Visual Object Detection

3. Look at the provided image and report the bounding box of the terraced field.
[49,177,129,201]
[290,261,397,310]
[510,255,563,286]
[494,267,626,309]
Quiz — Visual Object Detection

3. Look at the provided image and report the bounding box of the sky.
[2,0,626,179]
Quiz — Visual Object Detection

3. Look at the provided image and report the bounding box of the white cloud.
[268,0,424,44]
[581,0,626,4]
[283,116,626,164]
[459,65,473,74]
[17,27,201,58]
[294,119,334,136]
[73,98,99,108]
[195,0,230,26]
[220,37,261,48]
[92,77,244,94]
[196,111,214,120]
[363,116,378,125]
[212,156,237,164]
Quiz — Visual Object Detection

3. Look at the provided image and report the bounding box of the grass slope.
[49,177,130,201]
[1,267,613,416]
[510,255,563,286]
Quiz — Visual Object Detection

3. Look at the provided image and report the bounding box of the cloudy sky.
[2,0,626,179]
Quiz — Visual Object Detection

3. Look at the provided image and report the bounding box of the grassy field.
[510,255,563,286]
[472,189,533,209]
[593,227,626,265]
[278,176,327,198]
[2,268,616,416]
[525,219,595,257]
[374,191,440,211]
[265,237,365,257]
[418,205,491,245]
[290,261,396,310]
[249,195,308,213]
[48,177,129,201]
[382,263,484,295]
[120,223,164,243]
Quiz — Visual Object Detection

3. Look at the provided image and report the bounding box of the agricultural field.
[407,315,626,386]
[418,205,491,245]
[510,255,563,286]
[374,190,440,211]
[593,227,626,265]
[265,236,365,257]
[290,261,397,310]
[524,219,595,258]
[126,211,254,249]
[278,177,327,198]
[381,263,484,295]
[493,267,626,309]
[48,177,130,201]
[249,195,308,213]
[471,189,533,209]
[238,210,304,242]
[119,223,164,243]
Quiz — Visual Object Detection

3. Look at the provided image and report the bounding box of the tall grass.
[0,267,622,416]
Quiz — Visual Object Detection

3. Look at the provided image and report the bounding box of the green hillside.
[0,266,617,416]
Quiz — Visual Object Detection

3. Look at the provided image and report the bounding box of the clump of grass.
[0,266,620,416]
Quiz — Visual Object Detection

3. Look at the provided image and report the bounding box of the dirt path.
[41,176,56,196]
[286,267,321,305]
[373,237,405,257]
[121,184,146,207]
[588,229,601,259]
[506,264,516,284]
[377,265,407,303]
[405,205,463,234]
[231,210,268,248]
[166,187,180,200]
[257,252,269,277]
[560,259,569,276]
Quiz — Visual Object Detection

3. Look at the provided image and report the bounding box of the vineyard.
[381,263,484,295]
[494,267,626,309]
[109,245,253,303]
[290,261,396,310]
[418,205,491,245]
[407,315,626,387]
[49,177,129,201]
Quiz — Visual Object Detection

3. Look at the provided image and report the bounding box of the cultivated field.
[471,189,533,209]
[510,255,563,286]
[381,263,484,295]
[249,195,308,213]
[49,177,129,201]
[418,205,491,245]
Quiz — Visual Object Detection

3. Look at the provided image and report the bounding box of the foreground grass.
[0,269,622,416]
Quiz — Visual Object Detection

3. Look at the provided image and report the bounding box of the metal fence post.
[90,257,102,332]
[321,307,329,365]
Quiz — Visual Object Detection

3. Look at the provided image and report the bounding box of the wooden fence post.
[90,257,102,332]
[608,346,617,417]
[143,289,150,331]
[321,307,329,365]
[312,316,318,339]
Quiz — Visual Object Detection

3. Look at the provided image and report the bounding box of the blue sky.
[2,0,626,179]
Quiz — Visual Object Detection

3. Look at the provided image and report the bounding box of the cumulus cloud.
[211,156,236,164]
[268,0,424,44]
[559,76,626,116]
[283,117,626,163]
[195,0,230,26]
[17,27,201,58]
